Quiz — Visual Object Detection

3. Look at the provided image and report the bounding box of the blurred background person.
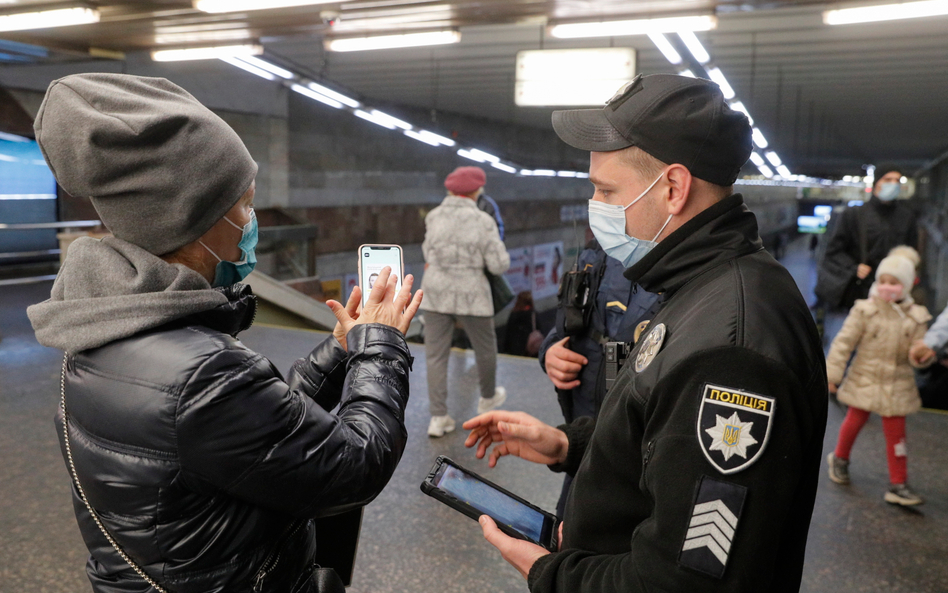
[421,166,510,437]
[501,291,543,357]
[817,165,918,312]
[26,73,422,593]
[825,248,932,505]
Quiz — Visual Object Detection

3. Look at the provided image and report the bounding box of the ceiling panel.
[0,0,944,176]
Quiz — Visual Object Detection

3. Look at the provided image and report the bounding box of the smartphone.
[421,456,560,552]
[357,244,404,307]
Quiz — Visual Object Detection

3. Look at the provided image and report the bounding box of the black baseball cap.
[552,74,752,186]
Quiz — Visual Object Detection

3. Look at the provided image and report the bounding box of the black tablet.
[421,456,560,552]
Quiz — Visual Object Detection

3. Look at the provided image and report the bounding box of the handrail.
[0,220,101,231]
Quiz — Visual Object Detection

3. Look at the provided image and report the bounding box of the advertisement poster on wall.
[344,273,359,300]
[532,241,564,300]
[504,246,533,295]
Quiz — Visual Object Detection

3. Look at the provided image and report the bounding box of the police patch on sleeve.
[697,384,775,474]
[678,475,747,579]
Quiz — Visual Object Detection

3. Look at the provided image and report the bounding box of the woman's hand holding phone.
[327,266,423,346]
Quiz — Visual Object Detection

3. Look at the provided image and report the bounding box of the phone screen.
[359,245,403,306]
[435,464,546,544]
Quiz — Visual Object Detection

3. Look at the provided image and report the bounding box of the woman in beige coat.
[825,249,932,506]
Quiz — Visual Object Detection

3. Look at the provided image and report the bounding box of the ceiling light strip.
[195,0,338,13]
[824,0,948,25]
[215,51,581,178]
[0,7,99,33]
[550,15,716,39]
[326,31,460,52]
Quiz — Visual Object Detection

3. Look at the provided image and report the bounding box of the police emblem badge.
[634,323,665,373]
[697,384,775,474]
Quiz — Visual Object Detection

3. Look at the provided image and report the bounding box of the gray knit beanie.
[34,73,258,255]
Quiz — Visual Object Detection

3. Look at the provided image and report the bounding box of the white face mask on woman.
[877,182,901,202]
[587,171,672,268]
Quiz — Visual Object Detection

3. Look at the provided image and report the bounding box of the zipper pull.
[253,571,265,593]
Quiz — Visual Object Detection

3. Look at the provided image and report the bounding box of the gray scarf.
[28,236,228,353]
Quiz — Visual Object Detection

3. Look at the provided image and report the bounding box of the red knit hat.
[444,166,486,195]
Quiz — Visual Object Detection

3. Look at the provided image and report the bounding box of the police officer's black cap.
[552,74,752,186]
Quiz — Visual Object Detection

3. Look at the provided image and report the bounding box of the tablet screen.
[436,464,545,543]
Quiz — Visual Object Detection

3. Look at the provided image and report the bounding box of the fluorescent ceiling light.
[776,165,793,178]
[0,7,98,32]
[532,169,556,177]
[0,131,29,143]
[680,69,696,78]
[367,109,411,130]
[404,130,440,146]
[469,149,500,163]
[416,130,455,147]
[220,56,276,81]
[458,149,485,162]
[291,83,343,109]
[307,82,360,108]
[520,169,534,176]
[550,15,716,38]
[678,31,710,64]
[765,151,782,167]
[557,171,578,177]
[751,128,769,149]
[824,0,948,24]
[705,67,735,99]
[195,0,337,13]
[749,152,765,167]
[900,176,908,183]
[491,162,517,174]
[240,56,293,79]
[515,48,636,107]
[757,164,775,178]
[647,33,682,65]
[576,172,590,179]
[728,101,753,125]
[327,31,460,52]
[152,44,261,62]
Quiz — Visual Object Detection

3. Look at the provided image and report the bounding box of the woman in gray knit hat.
[27,73,422,593]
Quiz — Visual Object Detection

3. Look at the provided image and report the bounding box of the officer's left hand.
[478,515,550,580]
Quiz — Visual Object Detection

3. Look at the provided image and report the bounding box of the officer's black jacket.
[528,194,828,592]
[57,287,412,592]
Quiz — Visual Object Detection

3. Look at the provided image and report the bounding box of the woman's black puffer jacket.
[57,287,412,592]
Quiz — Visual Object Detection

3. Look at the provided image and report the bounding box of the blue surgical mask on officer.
[199,209,258,287]
[877,182,901,202]
[588,171,672,268]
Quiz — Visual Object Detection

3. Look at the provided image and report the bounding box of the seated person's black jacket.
[58,287,412,593]
[530,194,828,593]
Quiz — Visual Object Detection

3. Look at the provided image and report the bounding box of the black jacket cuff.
[547,416,595,476]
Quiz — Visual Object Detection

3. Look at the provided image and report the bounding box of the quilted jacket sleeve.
[176,323,412,518]
[826,305,867,385]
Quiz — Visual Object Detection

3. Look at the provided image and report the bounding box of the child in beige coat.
[825,247,932,505]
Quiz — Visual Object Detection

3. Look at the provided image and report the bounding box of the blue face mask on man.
[199,209,258,287]
[877,181,901,202]
[587,171,672,268]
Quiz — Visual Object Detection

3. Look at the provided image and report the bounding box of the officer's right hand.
[545,337,587,390]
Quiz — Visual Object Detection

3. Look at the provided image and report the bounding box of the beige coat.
[420,196,510,317]
[827,296,932,417]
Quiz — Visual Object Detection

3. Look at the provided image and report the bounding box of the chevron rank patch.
[697,384,775,475]
[678,476,747,579]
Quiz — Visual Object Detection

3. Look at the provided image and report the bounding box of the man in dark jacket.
[538,238,660,515]
[27,73,422,593]
[464,73,827,592]
[817,165,917,310]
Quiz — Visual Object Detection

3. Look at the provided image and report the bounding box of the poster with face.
[504,246,533,295]
[532,241,564,300]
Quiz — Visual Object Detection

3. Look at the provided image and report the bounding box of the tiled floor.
[1,237,945,593]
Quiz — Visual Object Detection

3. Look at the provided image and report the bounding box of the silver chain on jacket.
[60,354,170,593]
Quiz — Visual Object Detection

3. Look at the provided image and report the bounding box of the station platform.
[1,237,946,593]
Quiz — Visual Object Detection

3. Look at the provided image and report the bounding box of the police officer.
[538,236,660,515]
[463,74,827,592]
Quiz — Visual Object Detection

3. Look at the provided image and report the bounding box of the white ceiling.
[1,0,946,177]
